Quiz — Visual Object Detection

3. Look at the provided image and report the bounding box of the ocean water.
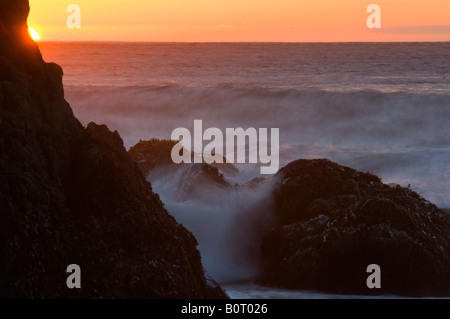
[38,42,450,297]
[222,283,405,299]
[39,42,450,207]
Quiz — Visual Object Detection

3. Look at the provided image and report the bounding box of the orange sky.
[28,0,450,42]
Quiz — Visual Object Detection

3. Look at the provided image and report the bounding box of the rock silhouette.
[260,159,450,296]
[0,0,225,298]
[129,139,234,200]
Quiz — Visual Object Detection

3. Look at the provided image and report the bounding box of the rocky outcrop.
[0,0,225,298]
[260,159,450,297]
[129,139,234,200]
[129,139,179,173]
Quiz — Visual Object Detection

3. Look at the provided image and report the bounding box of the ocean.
[38,42,450,297]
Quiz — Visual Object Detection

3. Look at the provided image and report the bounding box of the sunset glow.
[28,26,40,41]
[28,0,450,42]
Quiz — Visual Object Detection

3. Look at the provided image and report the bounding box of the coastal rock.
[0,0,225,298]
[260,159,450,296]
[129,139,234,200]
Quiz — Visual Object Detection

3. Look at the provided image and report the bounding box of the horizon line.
[36,40,450,44]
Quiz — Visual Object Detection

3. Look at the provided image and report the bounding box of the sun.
[28,26,40,41]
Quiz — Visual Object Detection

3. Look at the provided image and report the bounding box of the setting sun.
[28,26,40,41]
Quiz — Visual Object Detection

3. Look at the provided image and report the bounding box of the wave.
[64,84,450,207]
[149,165,277,283]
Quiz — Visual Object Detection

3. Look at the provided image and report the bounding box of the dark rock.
[0,0,225,298]
[129,138,238,177]
[260,159,450,297]
[129,139,178,173]
[129,139,233,200]
[272,159,382,225]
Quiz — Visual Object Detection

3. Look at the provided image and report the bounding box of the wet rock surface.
[129,139,233,200]
[260,159,450,297]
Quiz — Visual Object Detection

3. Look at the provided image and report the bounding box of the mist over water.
[64,83,450,207]
[38,42,450,288]
[149,165,276,283]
